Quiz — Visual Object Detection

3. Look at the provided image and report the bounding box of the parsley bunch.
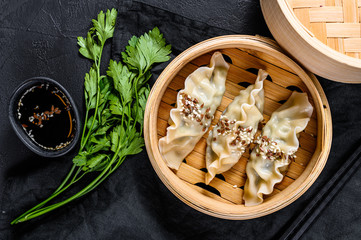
[11,8,171,224]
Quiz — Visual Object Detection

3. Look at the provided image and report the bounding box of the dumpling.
[159,52,230,170]
[205,69,268,185]
[243,91,313,206]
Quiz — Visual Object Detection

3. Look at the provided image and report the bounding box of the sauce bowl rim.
[8,77,81,158]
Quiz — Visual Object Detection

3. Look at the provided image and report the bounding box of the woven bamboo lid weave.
[261,0,361,83]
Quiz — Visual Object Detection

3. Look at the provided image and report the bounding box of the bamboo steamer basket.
[144,35,332,219]
[261,0,361,83]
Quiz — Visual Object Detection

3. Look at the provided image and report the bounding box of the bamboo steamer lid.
[261,0,361,83]
[144,35,332,219]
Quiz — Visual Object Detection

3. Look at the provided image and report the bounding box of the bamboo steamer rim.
[260,0,361,83]
[144,35,332,220]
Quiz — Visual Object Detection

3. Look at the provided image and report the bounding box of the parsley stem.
[71,166,83,183]
[11,167,87,224]
[11,164,79,224]
[54,164,77,193]
[80,43,105,150]
[80,104,90,150]
[13,147,123,223]
[79,156,125,196]
[132,65,151,131]
[132,73,145,129]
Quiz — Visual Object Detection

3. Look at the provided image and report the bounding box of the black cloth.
[1,0,361,239]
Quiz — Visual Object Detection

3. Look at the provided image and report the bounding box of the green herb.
[11,8,171,224]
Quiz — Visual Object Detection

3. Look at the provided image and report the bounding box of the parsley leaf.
[87,154,109,169]
[73,151,88,167]
[92,9,117,44]
[122,27,171,74]
[84,67,97,109]
[108,94,123,115]
[110,125,126,153]
[97,76,112,121]
[119,133,144,157]
[88,135,111,154]
[107,60,134,105]
[86,115,99,131]
[77,33,101,61]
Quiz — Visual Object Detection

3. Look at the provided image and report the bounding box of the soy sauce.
[17,83,76,151]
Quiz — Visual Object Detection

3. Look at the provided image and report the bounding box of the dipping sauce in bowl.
[9,77,80,157]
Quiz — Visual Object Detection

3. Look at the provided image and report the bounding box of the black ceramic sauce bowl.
[9,77,81,157]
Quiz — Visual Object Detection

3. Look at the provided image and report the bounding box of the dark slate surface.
[1,0,361,239]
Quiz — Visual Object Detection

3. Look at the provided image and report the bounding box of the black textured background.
[1,0,361,239]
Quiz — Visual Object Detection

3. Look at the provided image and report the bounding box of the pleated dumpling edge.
[205,69,268,185]
[159,52,229,170]
[243,91,313,207]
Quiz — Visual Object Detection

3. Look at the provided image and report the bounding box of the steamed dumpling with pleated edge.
[159,52,230,170]
[243,91,313,206]
[205,69,268,185]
